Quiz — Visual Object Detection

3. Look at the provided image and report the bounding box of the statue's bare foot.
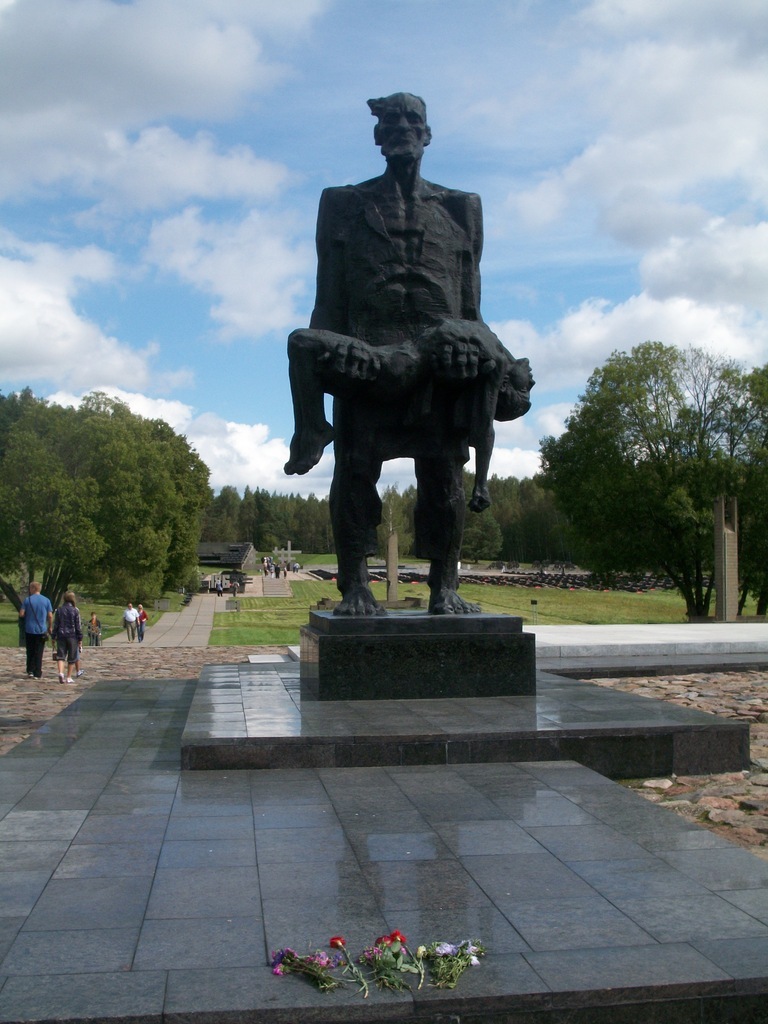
[284,422,334,475]
[334,584,386,617]
[429,588,481,614]
[469,485,491,513]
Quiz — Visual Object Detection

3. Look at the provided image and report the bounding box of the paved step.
[181,662,749,777]
[261,576,292,597]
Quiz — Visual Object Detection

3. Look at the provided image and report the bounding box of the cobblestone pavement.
[1,647,766,858]
[590,671,768,861]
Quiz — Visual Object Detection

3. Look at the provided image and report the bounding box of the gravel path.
[1,646,766,858]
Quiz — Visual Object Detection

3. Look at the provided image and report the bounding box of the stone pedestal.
[300,610,536,700]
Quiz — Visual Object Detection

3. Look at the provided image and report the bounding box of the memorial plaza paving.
[1,595,768,1022]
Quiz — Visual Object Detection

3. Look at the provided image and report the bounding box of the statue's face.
[374,98,431,160]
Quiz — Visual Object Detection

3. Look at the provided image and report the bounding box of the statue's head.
[368,92,431,161]
[495,356,534,422]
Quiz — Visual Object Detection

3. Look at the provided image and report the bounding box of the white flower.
[434,942,458,956]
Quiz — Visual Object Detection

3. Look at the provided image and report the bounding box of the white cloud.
[89,128,291,213]
[486,401,561,475]
[0,0,308,122]
[532,402,576,439]
[0,234,177,391]
[641,220,768,313]
[495,293,768,394]
[488,446,541,480]
[187,412,290,491]
[509,4,768,246]
[598,188,709,249]
[48,388,196,434]
[0,124,291,214]
[145,207,313,338]
[0,0,325,200]
[580,0,768,50]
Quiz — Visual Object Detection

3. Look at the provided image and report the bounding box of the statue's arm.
[460,191,484,323]
[309,188,348,333]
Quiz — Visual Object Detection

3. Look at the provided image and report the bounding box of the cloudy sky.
[1,0,766,496]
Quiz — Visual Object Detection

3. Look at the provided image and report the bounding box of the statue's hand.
[319,339,380,381]
[422,320,497,381]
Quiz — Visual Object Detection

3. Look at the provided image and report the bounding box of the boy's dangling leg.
[284,329,334,475]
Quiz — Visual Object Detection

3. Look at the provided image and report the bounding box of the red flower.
[389,930,407,944]
[329,936,346,949]
[375,935,392,946]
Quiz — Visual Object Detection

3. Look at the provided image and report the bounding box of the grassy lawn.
[209,580,340,645]
[207,578,707,646]
[3,576,756,648]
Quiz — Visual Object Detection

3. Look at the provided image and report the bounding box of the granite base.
[299,610,536,700]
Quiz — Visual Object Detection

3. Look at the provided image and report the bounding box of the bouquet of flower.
[358,930,424,992]
[425,939,486,989]
[270,947,343,992]
[270,932,484,996]
[329,935,369,997]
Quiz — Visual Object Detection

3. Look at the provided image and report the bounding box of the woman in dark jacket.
[52,591,83,684]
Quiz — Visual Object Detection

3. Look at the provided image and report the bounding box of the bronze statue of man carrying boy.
[286,92,533,616]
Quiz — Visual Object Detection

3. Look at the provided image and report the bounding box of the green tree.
[540,342,749,618]
[0,391,210,607]
[201,485,241,542]
[514,478,572,564]
[76,394,210,601]
[148,418,211,593]
[0,403,104,607]
[293,493,333,553]
[238,487,257,544]
[377,485,415,558]
[727,365,768,613]
[485,474,521,560]
[461,506,503,562]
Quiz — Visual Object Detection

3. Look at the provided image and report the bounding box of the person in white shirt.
[123,602,140,642]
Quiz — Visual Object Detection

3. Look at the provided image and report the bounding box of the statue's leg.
[329,445,386,617]
[414,456,480,614]
[468,378,499,513]
[284,329,335,475]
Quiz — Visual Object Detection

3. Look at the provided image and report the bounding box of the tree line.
[205,340,768,620]
[201,475,571,566]
[541,342,768,618]
[0,389,210,608]
[9,337,766,622]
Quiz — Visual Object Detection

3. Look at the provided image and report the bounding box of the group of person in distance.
[19,585,148,684]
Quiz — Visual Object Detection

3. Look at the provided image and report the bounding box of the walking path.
[102,595,221,649]
[115,572,292,648]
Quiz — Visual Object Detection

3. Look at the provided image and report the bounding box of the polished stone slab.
[300,610,537,699]
[1,677,767,1024]
[181,662,749,776]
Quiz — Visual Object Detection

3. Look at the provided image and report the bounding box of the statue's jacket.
[309,177,485,462]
